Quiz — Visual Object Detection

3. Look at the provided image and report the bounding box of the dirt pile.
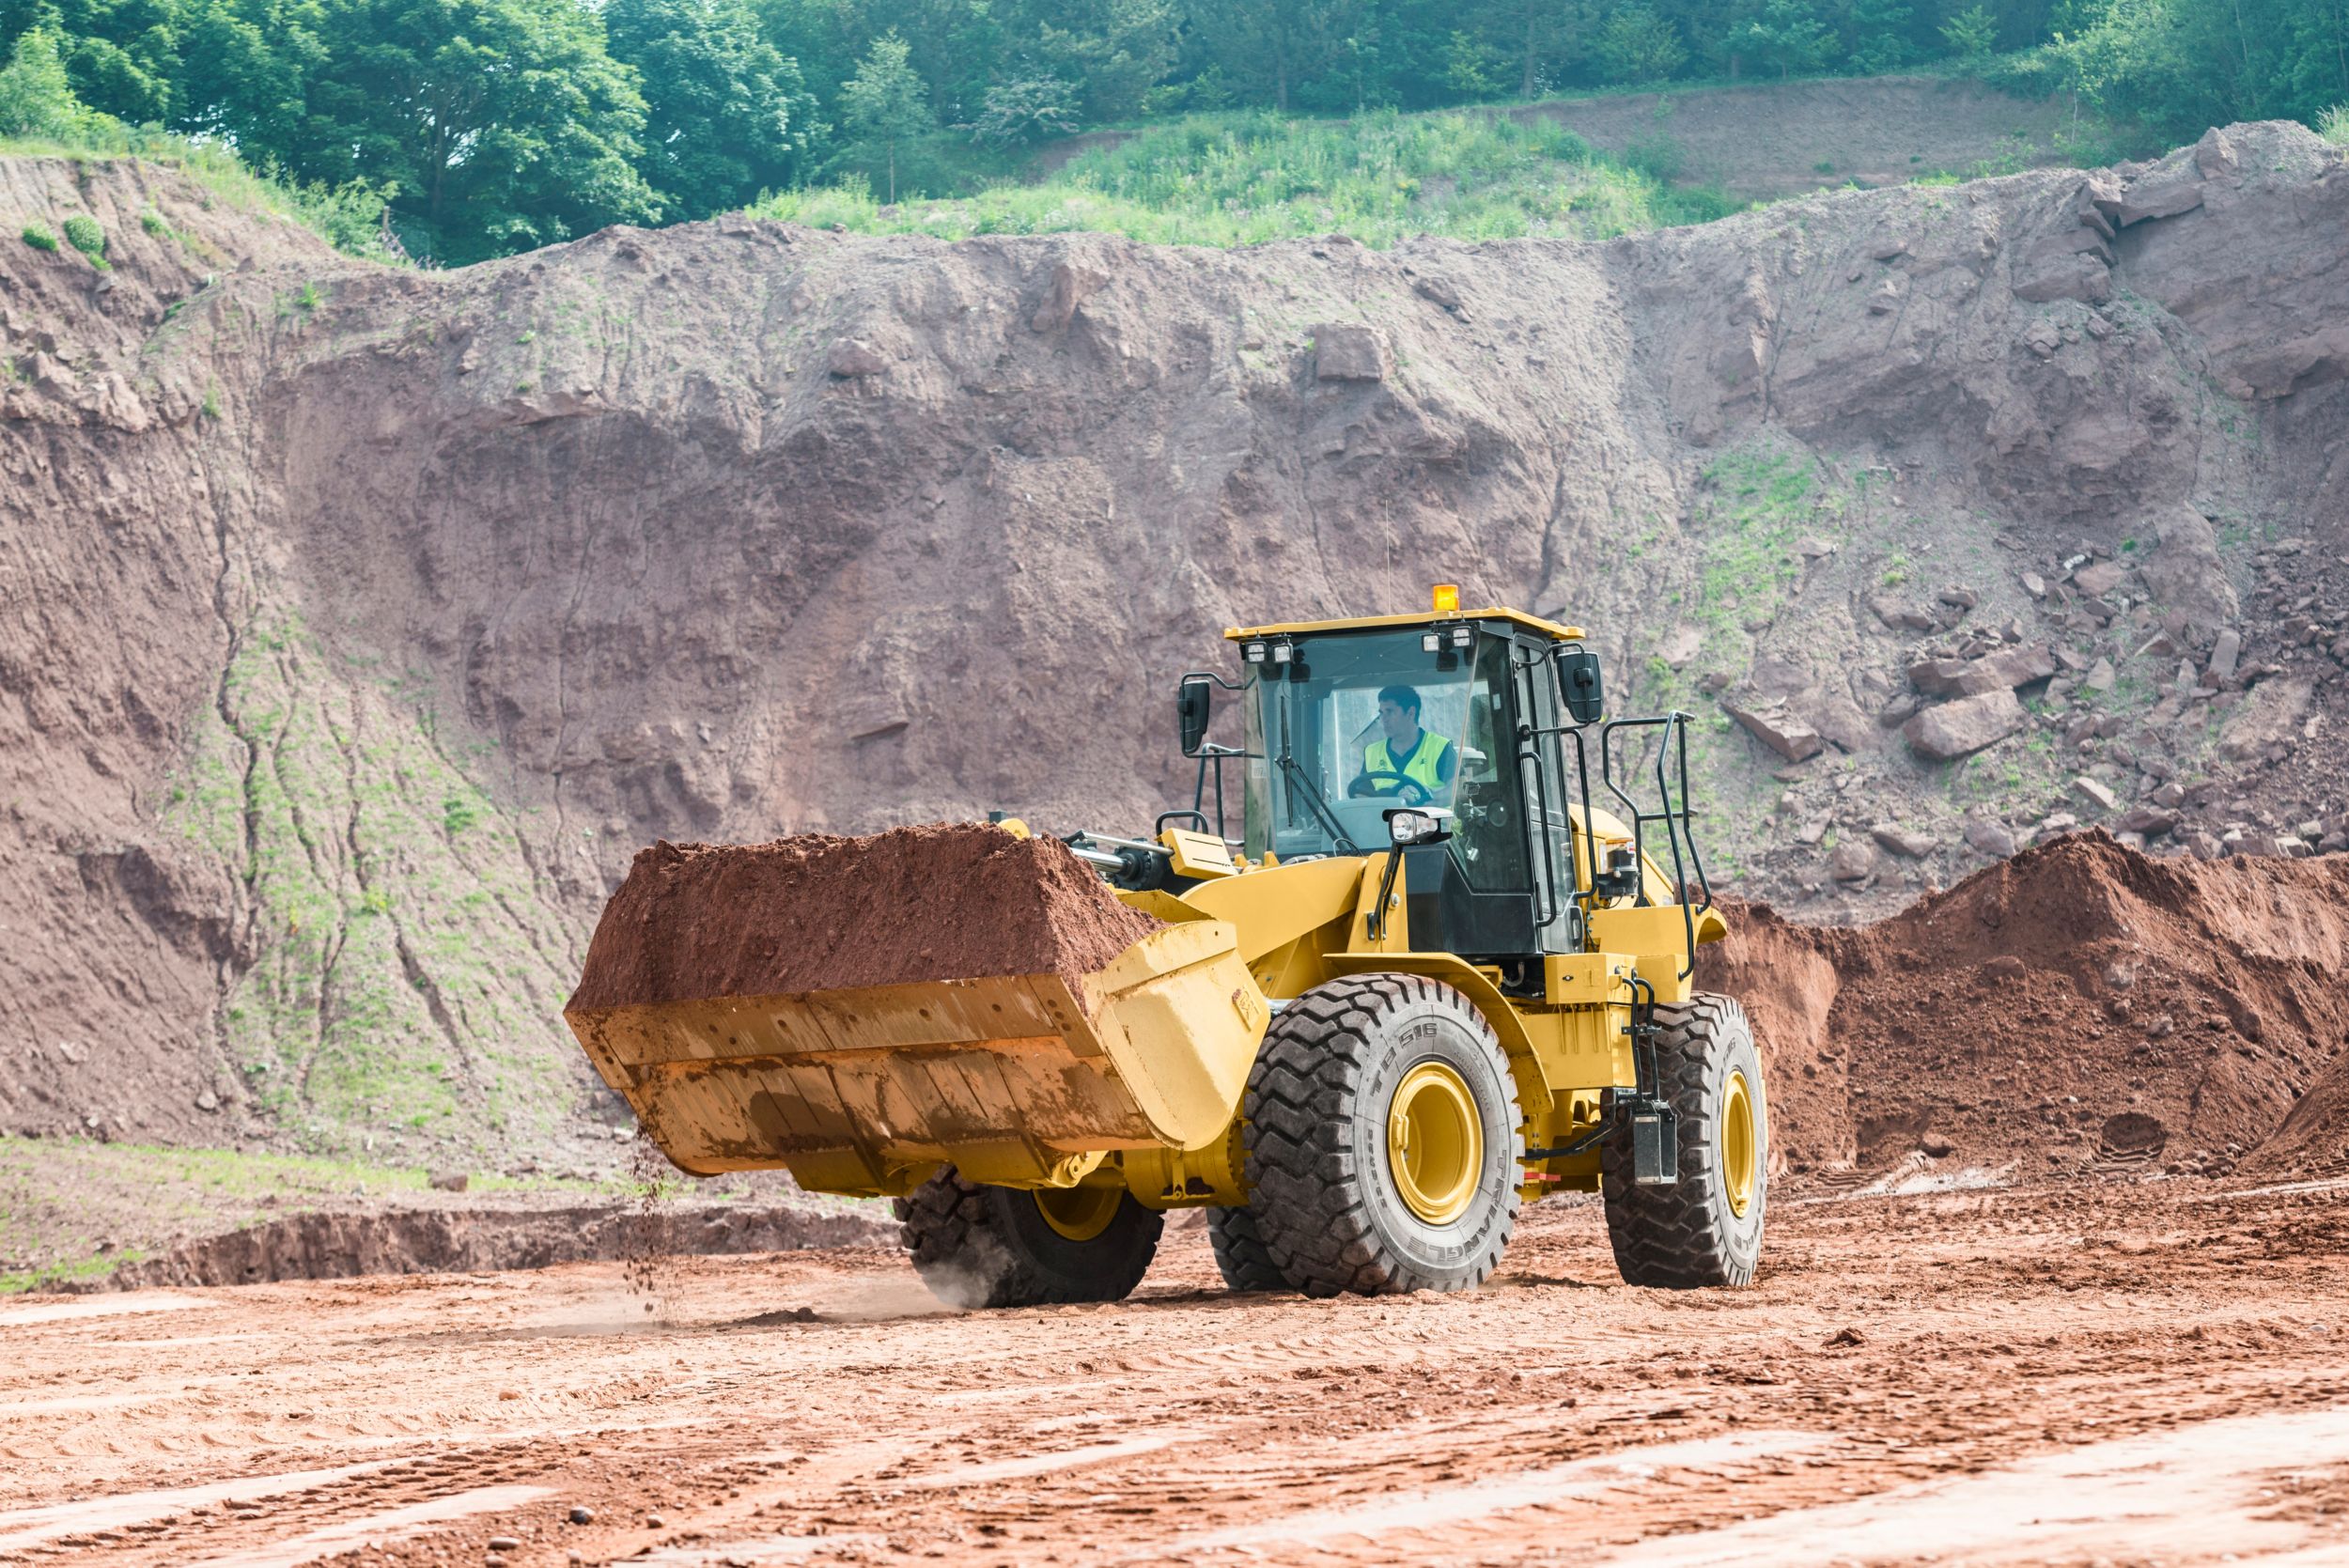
[2239,1052,2349,1176]
[78,1199,893,1293]
[1709,832,2349,1179]
[5,120,2347,1157]
[569,824,1161,1012]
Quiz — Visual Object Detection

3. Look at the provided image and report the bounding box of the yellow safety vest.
[1363,732,1451,795]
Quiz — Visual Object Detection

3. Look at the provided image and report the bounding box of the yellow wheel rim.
[1387,1062,1484,1226]
[1722,1070,1758,1219]
[1034,1185,1122,1242]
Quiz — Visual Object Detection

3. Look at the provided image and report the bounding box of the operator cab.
[1180,591,1639,979]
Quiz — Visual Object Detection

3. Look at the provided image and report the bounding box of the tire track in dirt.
[4,1180,2348,1565]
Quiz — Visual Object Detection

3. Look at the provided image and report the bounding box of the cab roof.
[1224,607,1587,643]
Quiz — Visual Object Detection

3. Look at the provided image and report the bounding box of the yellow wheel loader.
[564,590,1766,1308]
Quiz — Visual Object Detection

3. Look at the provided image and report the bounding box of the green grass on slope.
[0,123,400,262]
[752,109,1741,247]
[163,613,582,1158]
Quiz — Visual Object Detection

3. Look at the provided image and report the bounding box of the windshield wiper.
[1278,752,1359,855]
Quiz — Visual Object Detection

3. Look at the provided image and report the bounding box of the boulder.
[1906,643,2056,697]
[1722,701,1825,762]
[1868,595,1937,632]
[1964,818,2018,858]
[1030,260,1106,333]
[826,340,888,377]
[2074,777,2121,812]
[1657,625,1704,668]
[2072,560,2127,597]
[1904,689,2028,761]
[1314,323,1389,381]
[2218,676,2314,760]
[1828,842,1876,882]
[2208,627,2243,682]
[2140,507,2238,636]
[1871,824,1935,859]
[2114,167,2207,225]
[2116,805,2180,839]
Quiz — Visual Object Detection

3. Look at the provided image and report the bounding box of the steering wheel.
[1351,769,1434,807]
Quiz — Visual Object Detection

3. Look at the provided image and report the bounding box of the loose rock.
[1905,690,2028,761]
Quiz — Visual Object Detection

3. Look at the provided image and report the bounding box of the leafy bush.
[970,77,1081,149]
[2322,106,2349,147]
[20,224,57,251]
[61,214,105,262]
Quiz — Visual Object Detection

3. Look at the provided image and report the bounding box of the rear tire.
[1602,993,1767,1288]
[894,1169,1162,1309]
[1244,974,1522,1297]
[1205,1205,1289,1292]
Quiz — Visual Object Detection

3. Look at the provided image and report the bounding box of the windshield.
[1240,629,1492,860]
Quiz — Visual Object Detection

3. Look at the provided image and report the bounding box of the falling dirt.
[568,825,1164,1011]
[4,1174,2347,1566]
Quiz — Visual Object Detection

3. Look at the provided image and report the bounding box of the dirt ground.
[5,1172,2346,1568]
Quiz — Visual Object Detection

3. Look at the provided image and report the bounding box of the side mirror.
[1555,646,1605,726]
[1384,805,1455,846]
[1176,676,1212,756]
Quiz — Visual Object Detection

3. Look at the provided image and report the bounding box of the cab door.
[1512,639,1579,953]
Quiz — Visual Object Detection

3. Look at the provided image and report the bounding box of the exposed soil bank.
[1710,832,2349,1178]
[76,1200,893,1293]
[568,824,1162,1010]
[5,122,2347,1163]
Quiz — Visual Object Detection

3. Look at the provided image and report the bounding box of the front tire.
[1602,993,1767,1288]
[1205,1205,1289,1292]
[1244,974,1522,1297]
[895,1169,1162,1309]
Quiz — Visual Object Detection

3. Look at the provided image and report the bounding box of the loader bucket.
[562,827,1270,1197]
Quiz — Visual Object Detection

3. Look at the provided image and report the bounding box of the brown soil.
[80,1199,890,1293]
[5,1176,2347,1567]
[568,824,1162,1011]
[5,122,2348,1164]
[1710,831,2349,1180]
[2241,1049,2349,1176]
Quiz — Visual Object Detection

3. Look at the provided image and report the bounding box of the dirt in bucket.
[568,822,1164,1011]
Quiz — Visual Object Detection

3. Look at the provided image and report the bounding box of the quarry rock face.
[2,122,2345,1153]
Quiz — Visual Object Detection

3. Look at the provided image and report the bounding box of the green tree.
[1594,3,1688,79]
[1734,0,1832,76]
[837,30,930,200]
[0,0,179,124]
[606,0,819,217]
[299,0,661,263]
[970,73,1080,147]
[1843,0,1915,70]
[1028,0,1178,122]
[1939,1,1999,58]
[0,25,95,137]
[1440,26,1499,97]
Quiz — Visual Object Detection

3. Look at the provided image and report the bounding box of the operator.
[1348,684,1457,804]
